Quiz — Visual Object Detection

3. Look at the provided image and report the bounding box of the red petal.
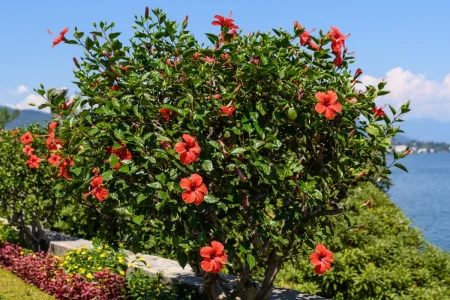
[327,91,338,103]
[211,241,224,255]
[60,27,69,36]
[215,252,227,264]
[324,108,336,120]
[182,134,195,145]
[210,260,222,273]
[191,174,203,187]
[196,183,209,195]
[193,191,204,205]
[180,178,193,190]
[200,246,213,258]
[316,244,327,254]
[315,92,327,101]
[315,103,327,114]
[201,258,214,272]
[314,263,327,274]
[182,191,196,203]
[174,142,187,154]
[329,103,342,113]
[309,253,320,265]
[94,187,108,201]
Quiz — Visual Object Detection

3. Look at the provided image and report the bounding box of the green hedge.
[273,183,450,299]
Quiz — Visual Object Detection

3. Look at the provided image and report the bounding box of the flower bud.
[145,6,149,19]
[73,57,80,68]
[354,68,363,80]
[93,34,97,41]
[348,129,355,137]
[401,149,411,158]
[233,84,243,94]
[355,170,367,180]
[182,15,189,29]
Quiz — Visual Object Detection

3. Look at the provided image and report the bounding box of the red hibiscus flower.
[212,12,239,30]
[310,244,334,274]
[49,122,58,131]
[20,132,33,145]
[48,27,69,48]
[58,157,74,180]
[84,174,109,201]
[220,105,236,118]
[202,56,215,64]
[193,52,200,60]
[327,26,349,53]
[200,241,227,273]
[27,155,41,169]
[159,108,176,121]
[180,174,208,205]
[48,154,62,167]
[174,134,201,165]
[315,91,342,120]
[22,145,34,156]
[372,106,386,117]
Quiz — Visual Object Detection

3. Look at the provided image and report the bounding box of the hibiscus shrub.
[0,125,67,251]
[37,7,410,299]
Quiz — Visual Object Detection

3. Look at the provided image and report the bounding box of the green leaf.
[366,125,379,136]
[394,163,408,173]
[247,254,256,270]
[204,195,219,203]
[177,252,189,269]
[136,194,148,204]
[230,148,246,155]
[132,215,144,225]
[109,32,121,39]
[71,167,82,176]
[102,170,114,181]
[148,182,162,189]
[201,160,214,172]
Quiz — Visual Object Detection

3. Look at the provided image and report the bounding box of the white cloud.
[8,85,29,95]
[358,67,450,121]
[6,94,51,113]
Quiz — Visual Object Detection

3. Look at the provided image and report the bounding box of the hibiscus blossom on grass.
[315,90,342,120]
[200,241,227,273]
[309,244,334,274]
[174,134,201,165]
[180,174,208,205]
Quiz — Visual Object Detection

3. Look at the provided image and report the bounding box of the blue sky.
[2,0,450,124]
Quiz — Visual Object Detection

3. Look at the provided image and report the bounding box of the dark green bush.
[273,183,450,300]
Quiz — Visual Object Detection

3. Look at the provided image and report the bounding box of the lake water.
[389,153,450,251]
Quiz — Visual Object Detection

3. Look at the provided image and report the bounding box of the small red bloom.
[202,56,215,64]
[48,27,69,48]
[180,174,208,206]
[49,122,58,131]
[212,12,239,30]
[249,57,260,65]
[327,26,349,54]
[333,52,343,67]
[310,244,334,274]
[220,105,236,118]
[58,157,74,180]
[159,108,176,121]
[23,145,34,156]
[372,107,386,117]
[200,241,227,273]
[48,154,62,167]
[27,155,41,169]
[315,91,342,120]
[20,132,33,144]
[300,31,312,46]
[174,134,201,165]
[111,84,120,91]
[85,174,109,201]
[12,128,19,137]
[193,52,200,60]
[213,94,222,100]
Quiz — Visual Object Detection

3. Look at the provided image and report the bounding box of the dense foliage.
[34,6,411,299]
[272,183,450,300]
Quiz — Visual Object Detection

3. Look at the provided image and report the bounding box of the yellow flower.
[119,243,124,248]
[139,257,145,262]
[119,270,125,276]
[74,265,79,269]
[86,273,93,279]
[66,278,71,283]
[100,254,106,258]
[76,250,81,254]
[128,263,134,268]
[118,259,124,264]
[81,246,88,250]
[104,244,109,249]
[146,264,151,268]
[82,252,87,255]
[20,251,24,255]
[88,256,92,261]
[97,266,102,270]
[81,269,86,274]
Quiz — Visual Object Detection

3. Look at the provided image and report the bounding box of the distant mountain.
[1,107,52,129]
[399,118,450,143]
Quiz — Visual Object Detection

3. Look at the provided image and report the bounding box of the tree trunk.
[256,250,283,300]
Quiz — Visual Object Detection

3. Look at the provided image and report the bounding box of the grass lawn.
[0,268,54,300]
